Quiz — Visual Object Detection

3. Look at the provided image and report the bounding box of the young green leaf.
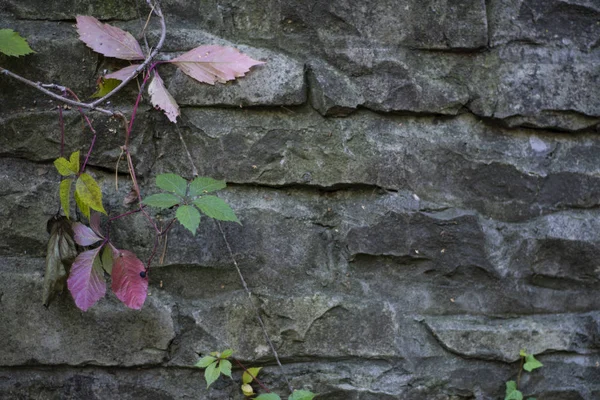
[523,354,543,372]
[69,151,80,173]
[101,245,114,275]
[241,383,254,396]
[143,193,180,209]
[74,190,91,219]
[0,29,35,57]
[195,355,217,368]
[289,390,316,400]
[59,179,73,219]
[505,381,523,400]
[176,205,201,235]
[91,78,121,98]
[219,359,232,378]
[242,367,262,384]
[519,349,527,358]
[220,349,234,358]
[156,173,188,197]
[76,173,106,214]
[193,196,240,224]
[54,157,76,177]
[189,177,226,196]
[255,394,281,400]
[204,361,220,388]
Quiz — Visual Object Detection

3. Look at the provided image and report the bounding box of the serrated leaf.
[241,383,254,396]
[189,177,226,196]
[156,173,188,197]
[72,222,103,246]
[112,250,148,310]
[171,45,264,85]
[205,361,220,388]
[523,354,543,372]
[242,367,262,385]
[255,394,281,400]
[195,356,217,368]
[59,179,73,219]
[67,247,106,311]
[43,217,77,307]
[505,381,523,400]
[105,64,140,81]
[176,205,201,235]
[101,244,114,275]
[0,29,35,57]
[91,78,121,98]
[193,196,240,224]
[221,349,233,358]
[69,151,80,173]
[142,193,180,209]
[76,16,144,60]
[219,359,232,378]
[74,190,90,220]
[289,390,316,400]
[54,157,76,177]
[76,173,106,214]
[148,72,180,123]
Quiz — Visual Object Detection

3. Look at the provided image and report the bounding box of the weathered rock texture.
[1,1,599,399]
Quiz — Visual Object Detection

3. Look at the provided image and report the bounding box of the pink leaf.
[90,212,103,237]
[76,16,144,60]
[148,72,180,123]
[170,45,264,85]
[112,250,148,310]
[105,64,140,81]
[67,248,106,311]
[72,222,103,246]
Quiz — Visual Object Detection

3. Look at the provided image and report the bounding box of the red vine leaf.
[76,16,145,60]
[148,72,180,123]
[90,212,103,237]
[72,222,103,246]
[170,45,264,85]
[67,247,106,311]
[112,250,148,310]
[105,64,140,81]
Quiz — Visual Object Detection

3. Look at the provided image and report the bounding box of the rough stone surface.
[1,1,600,399]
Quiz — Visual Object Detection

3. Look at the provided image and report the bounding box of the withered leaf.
[43,216,77,307]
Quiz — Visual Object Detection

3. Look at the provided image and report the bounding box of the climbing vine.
[1,1,315,398]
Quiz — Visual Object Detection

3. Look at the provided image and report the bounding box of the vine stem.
[0,1,166,115]
[216,221,294,394]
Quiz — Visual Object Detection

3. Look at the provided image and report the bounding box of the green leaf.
[218,359,232,378]
[256,394,282,400]
[195,355,217,368]
[101,245,113,275]
[189,176,226,196]
[220,349,233,358]
[156,173,187,197]
[69,151,80,173]
[193,195,240,224]
[0,29,35,57]
[242,367,262,384]
[91,78,121,98]
[505,381,523,400]
[523,354,543,372]
[176,205,201,235]
[204,361,220,388]
[59,179,73,219]
[74,189,90,219]
[289,390,316,400]
[142,193,180,209]
[54,157,76,177]
[519,349,527,358]
[76,173,106,214]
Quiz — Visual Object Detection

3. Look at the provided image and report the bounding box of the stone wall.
[1,1,599,399]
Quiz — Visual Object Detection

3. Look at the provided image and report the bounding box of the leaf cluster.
[143,173,240,235]
[504,350,543,400]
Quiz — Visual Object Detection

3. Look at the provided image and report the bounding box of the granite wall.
[1,0,599,399]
